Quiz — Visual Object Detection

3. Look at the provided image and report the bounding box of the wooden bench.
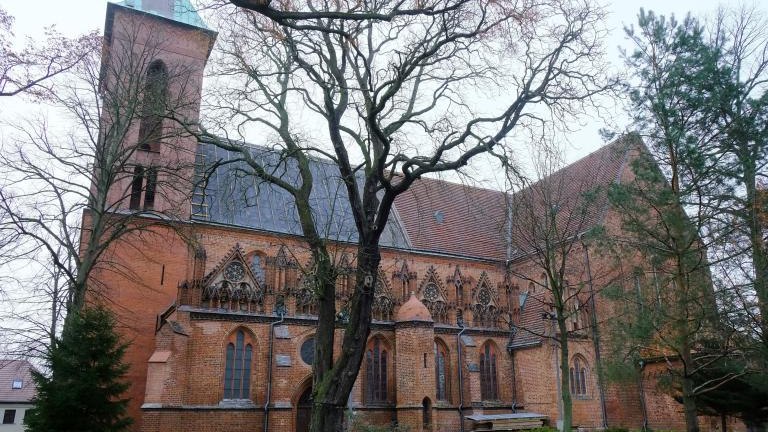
[466,413,547,431]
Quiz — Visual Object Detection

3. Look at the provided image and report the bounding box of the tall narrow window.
[224,329,253,399]
[480,342,498,400]
[365,338,388,404]
[138,60,168,152]
[129,165,144,210]
[569,355,588,397]
[435,340,450,401]
[143,167,157,210]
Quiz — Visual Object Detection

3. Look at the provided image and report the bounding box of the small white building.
[0,360,36,432]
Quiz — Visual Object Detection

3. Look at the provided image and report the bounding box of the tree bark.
[311,240,381,432]
[558,315,573,432]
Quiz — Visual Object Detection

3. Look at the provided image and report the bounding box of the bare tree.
[0,6,98,98]
[199,0,615,430]
[504,143,614,432]
[0,22,201,354]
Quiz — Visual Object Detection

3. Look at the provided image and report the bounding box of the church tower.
[101,0,216,218]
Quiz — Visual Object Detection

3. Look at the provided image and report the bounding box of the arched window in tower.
[434,339,450,402]
[480,342,498,400]
[569,355,588,397]
[364,338,389,404]
[224,329,253,399]
[138,60,168,152]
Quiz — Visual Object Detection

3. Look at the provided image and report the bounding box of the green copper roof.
[113,0,210,30]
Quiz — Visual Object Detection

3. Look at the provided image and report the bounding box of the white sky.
[0,0,762,188]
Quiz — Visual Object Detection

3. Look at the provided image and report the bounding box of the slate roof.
[191,141,410,248]
[0,359,36,403]
[192,136,635,262]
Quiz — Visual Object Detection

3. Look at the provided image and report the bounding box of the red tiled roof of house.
[0,359,37,403]
[393,176,508,261]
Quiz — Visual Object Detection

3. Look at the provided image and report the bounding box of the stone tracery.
[201,245,264,313]
[417,266,450,324]
[470,272,501,328]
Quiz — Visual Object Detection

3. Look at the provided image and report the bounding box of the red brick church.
[91,1,725,431]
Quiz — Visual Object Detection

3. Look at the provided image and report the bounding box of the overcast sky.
[0,0,763,187]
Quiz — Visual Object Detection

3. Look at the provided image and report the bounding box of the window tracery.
[480,341,498,401]
[372,271,395,321]
[201,246,264,312]
[295,272,318,316]
[364,337,390,404]
[470,272,501,328]
[224,329,253,400]
[417,266,449,324]
[569,355,588,397]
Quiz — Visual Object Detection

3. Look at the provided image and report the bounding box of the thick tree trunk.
[310,241,381,432]
[680,375,699,432]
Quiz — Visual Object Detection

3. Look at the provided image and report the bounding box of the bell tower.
[101,0,216,218]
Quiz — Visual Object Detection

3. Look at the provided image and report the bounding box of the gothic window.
[248,253,266,285]
[419,267,449,324]
[456,309,464,326]
[569,355,588,397]
[143,167,157,210]
[296,273,318,316]
[471,273,500,328]
[372,273,395,321]
[365,338,389,404]
[129,165,144,210]
[434,339,450,402]
[201,248,265,312]
[138,60,168,152]
[128,165,157,210]
[480,342,498,401]
[224,329,253,399]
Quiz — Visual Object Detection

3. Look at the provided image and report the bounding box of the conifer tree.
[25,307,132,432]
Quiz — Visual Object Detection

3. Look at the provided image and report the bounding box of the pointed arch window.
[224,329,253,399]
[434,340,450,401]
[480,342,498,401]
[569,355,588,397]
[138,60,168,152]
[365,338,389,404]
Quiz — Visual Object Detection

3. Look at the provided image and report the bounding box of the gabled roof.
[192,136,637,262]
[0,359,37,403]
[508,136,635,260]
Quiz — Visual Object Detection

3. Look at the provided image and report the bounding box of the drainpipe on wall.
[582,240,608,428]
[264,304,286,432]
[457,322,467,432]
[507,315,518,412]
